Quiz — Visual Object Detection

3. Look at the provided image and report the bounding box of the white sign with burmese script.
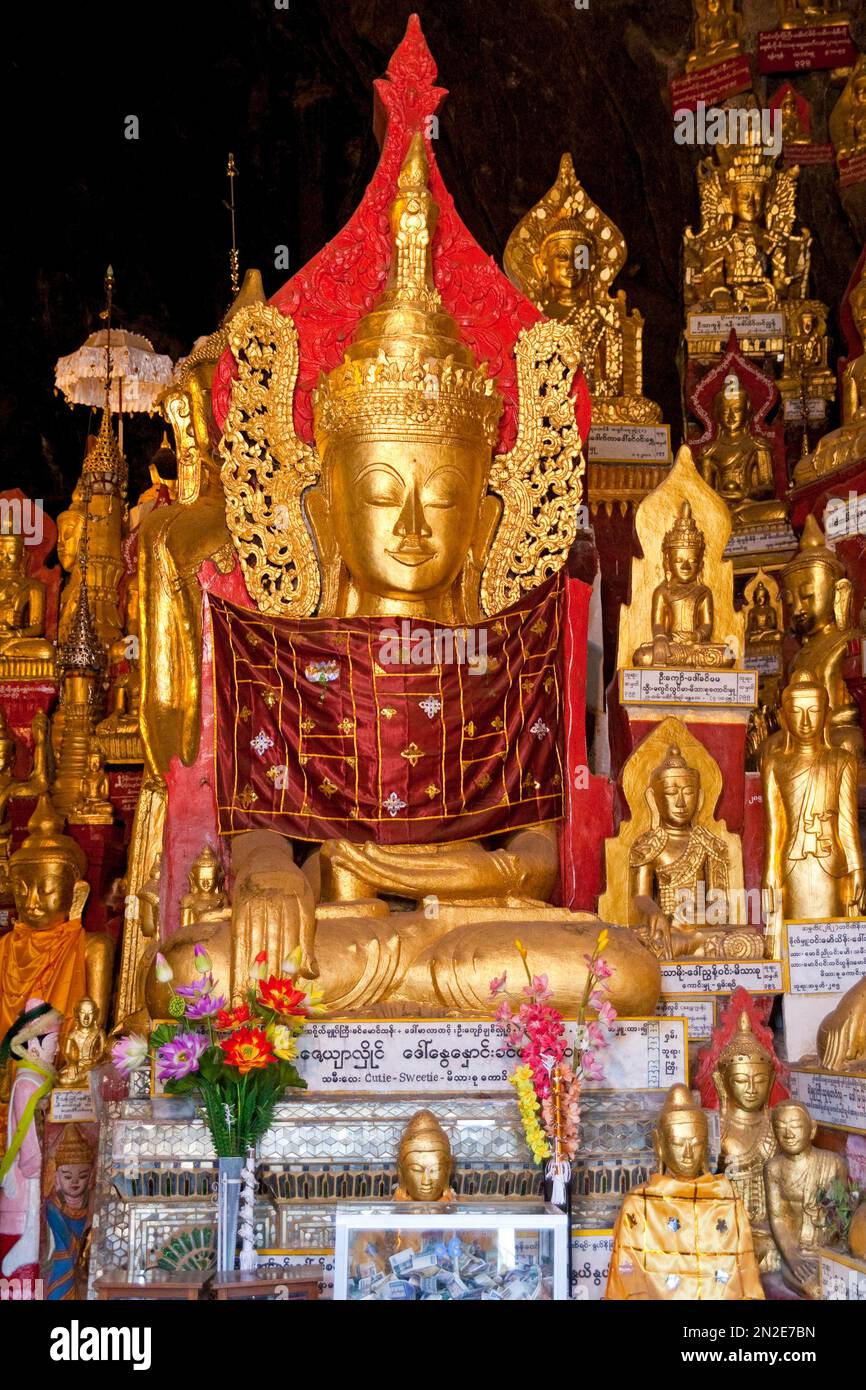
[571,1232,613,1301]
[820,1251,866,1301]
[49,1088,96,1123]
[787,1068,866,1134]
[656,997,715,1038]
[621,668,757,708]
[784,921,866,996]
[587,425,670,464]
[295,1018,686,1093]
[687,312,785,341]
[661,958,783,997]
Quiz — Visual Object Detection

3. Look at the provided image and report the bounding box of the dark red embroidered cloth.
[209,573,566,843]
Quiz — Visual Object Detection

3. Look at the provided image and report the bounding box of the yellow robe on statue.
[605,1172,765,1300]
[0,919,86,1039]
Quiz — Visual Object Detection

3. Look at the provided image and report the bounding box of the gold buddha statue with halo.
[684,120,810,313]
[685,0,743,72]
[142,132,661,1022]
[600,719,762,959]
[777,518,863,757]
[55,994,108,1088]
[697,374,787,531]
[395,1109,456,1202]
[714,1010,779,1271]
[632,500,735,669]
[503,154,661,425]
[68,746,114,826]
[762,673,864,925]
[606,1083,764,1301]
[765,1099,848,1299]
[745,573,783,650]
[830,55,866,164]
[0,528,54,677]
[796,265,866,484]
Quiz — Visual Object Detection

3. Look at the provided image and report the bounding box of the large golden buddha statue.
[697,374,787,531]
[0,530,54,676]
[684,123,809,314]
[777,517,863,757]
[141,133,661,1021]
[504,154,661,425]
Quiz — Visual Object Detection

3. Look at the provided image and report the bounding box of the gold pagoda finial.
[227,153,239,297]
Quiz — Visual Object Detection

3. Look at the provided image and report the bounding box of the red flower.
[258,975,307,1018]
[219,1027,275,1074]
[216,1003,251,1031]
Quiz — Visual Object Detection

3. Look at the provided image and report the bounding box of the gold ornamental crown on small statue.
[312,133,502,452]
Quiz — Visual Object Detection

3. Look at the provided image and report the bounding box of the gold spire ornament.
[504,154,660,425]
[227,153,240,296]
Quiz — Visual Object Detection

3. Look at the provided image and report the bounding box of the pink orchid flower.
[597,999,618,1028]
[593,957,614,981]
[587,1020,608,1049]
[581,1050,604,1082]
[489,972,508,996]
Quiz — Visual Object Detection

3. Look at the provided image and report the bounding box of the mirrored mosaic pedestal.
[87,1086,668,1296]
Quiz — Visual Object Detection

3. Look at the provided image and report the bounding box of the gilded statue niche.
[503,154,661,426]
[830,54,866,164]
[616,445,745,673]
[598,717,763,959]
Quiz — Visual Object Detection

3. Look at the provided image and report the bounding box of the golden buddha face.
[0,534,25,577]
[11,857,78,931]
[75,997,97,1029]
[658,1114,708,1179]
[56,507,84,573]
[716,389,749,434]
[398,1142,451,1200]
[664,543,702,585]
[782,684,826,745]
[782,564,836,638]
[731,180,766,225]
[539,233,591,301]
[193,860,219,895]
[653,769,699,828]
[327,436,487,606]
[721,1056,772,1111]
[772,1102,814,1157]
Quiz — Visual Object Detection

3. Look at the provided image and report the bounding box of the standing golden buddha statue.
[55,409,127,650]
[606,1083,764,1300]
[762,673,864,924]
[777,518,863,757]
[503,154,660,425]
[713,1011,778,1271]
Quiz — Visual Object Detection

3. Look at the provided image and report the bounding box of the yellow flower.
[268,1024,298,1061]
[596,929,609,952]
[514,938,527,961]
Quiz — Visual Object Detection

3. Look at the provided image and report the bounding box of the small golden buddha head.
[715,372,750,433]
[189,844,223,897]
[716,1010,774,1113]
[9,795,87,931]
[753,581,769,606]
[536,220,592,301]
[313,134,502,612]
[729,177,766,225]
[780,672,829,749]
[72,995,98,1030]
[56,488,85,573]
[849,268,866,345]
[0,530,26,576]
[51,1122,94,1204]
[771,1099,815,1157]
[781,514,845,639]
[653,1083,709,1179]
[396,1108,454,1200]
[662,501,704,585]
[650,744,700,829]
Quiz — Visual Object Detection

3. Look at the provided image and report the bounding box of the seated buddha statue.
[779,88,809,145]
[713,1010,779,1271]
[55,994,108,1088]
[0,530,54,669]
[776,518,864,757]
[685,0,743,72]
[796,265,866,483]
[765,1100,848,1299]
[9,709,54,799]
[68,747,114,826]
[606,1083,764,1300]
[830,57,866,163]
[746,580,782,648]
[0,796,114,1040]
[697,376,787,531]
[632,501,735,668]
[179,845,229,928]
[146,134,661,1022]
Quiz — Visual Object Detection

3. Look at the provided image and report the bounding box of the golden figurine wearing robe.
[684,127,809,314]
[765,1100,848,1298]
[68,748,114,827]
[606,1083,764,1300]
[0,797,113,1040]
[796,267,866,483]
[394,1110,456,1202]
[698,375,786,530]
[778,517,863,757]
[503,154,660,425]
[632,501,735,669]
[0,530,54,673]
[762,674,864,924]
[745,578,783,649]
[714,1011,778,1270]
[779,89,809,145]
[55,995,108,1088]
[141,134,661,1022]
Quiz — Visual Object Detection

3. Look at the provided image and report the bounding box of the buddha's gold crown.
[313,133,502,452]
[662,500,704,552]
[722,122,776,187]
[651,743,697,784]
[540,216,590,245]
[718,1010,773,1068]
[398,1107,452,1160]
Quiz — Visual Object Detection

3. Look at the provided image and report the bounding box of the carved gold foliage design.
[219,303,322,617]
[480,319,585,616]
